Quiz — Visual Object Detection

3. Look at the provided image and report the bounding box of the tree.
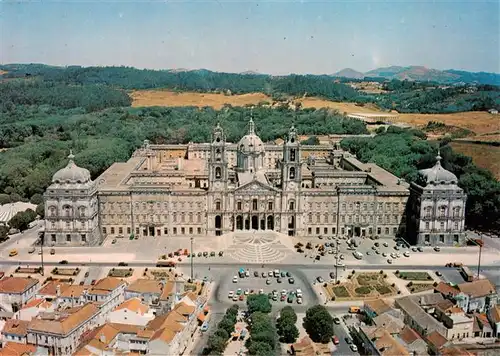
[0,194,10,205]
[8,210,36,232]
[247,341,274,355]
[206,334,227,354]
[303,305,334,343]
[36,203,45,218]
[247,294,272,314]
[30,193,44,205]
[277,306,299,343]
[0,225,8,242]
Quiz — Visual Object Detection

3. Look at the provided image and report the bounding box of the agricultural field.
[450,142,500,179]
[129,90,270,109]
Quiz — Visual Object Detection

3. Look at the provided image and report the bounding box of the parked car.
[9,250,18,257]
[332,336,340,345]
[218,251,224,256]
[59,260,68,264]
[112,239,117,244]
[383,242,389,247]
[333,317,341,324]
[203,251,208,257]
[329,272,335,279]
[288,278,295,284]
[228,291,234,298]
[434,246,441,252]
[417,246,424,252]
[403,251,410,257]
[27,247,35,254]
[350,345,358,352]
[277,278,282,284]
[49,248,55,255]
[262,272,267,278]
[317,276,324,283]
[232,276,238,283]
[254,271,259,277]
[297,297,303,304]
[266,279,271,285]
[210,251,216,257]
[436,271,443,277]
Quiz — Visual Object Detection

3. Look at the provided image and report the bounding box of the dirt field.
[130,90,270,110]
[130,90,499,136]
[450,142,500,179]
[456,134,500,143]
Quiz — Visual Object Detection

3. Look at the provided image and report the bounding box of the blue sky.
[1,0,499,74]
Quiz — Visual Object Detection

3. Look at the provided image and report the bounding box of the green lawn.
[332,286,350,298]
[397,271,432,281]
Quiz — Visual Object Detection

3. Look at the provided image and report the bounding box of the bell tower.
[209,123,228,190]
[281,125,301,190]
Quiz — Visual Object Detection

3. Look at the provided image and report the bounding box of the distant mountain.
[342,65,500,85]
[333,68,364,79]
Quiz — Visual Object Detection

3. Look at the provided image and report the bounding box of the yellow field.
[450,142,500,179]
[130,89,499,136]
[130,90,270,110]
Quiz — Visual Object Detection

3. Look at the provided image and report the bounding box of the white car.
[296,289,303,298]
[232,295,239,301]
[244,289,249,295]
[232,276,238,283]
[258,289,264,294]
[387,259,393,264]
[281,289,287,295]
[403,251,410,257]
[335,261,345,267]
[350,344,358,352]
[245,270,250,278]
[228,291,234,298]
[339,254,345,260]
[297,297,303,304]
[382,252,388,257]
[383,242,389,247]
[268,271,273,277]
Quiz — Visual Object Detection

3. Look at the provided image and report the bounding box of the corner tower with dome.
[407,150,467,246]
[43,151,100,246]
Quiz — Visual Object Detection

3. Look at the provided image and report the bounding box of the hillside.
[333,68,364,79]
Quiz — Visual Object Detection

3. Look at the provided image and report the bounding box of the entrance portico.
[233,214,275,231]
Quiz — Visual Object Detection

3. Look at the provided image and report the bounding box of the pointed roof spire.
[436,147,442,166]
[248,115,255,135]
[67,150,75,165]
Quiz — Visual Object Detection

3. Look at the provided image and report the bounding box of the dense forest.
[1,64,498,114]
[341,128,500,232]
[0,65,499,233]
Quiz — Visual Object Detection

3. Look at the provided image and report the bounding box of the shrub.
[380,270,384,274]
[395,270,400,274]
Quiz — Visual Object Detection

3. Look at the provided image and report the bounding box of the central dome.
[238,118,264,154]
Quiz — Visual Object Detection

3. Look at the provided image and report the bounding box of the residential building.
[473,313,494,338]
[358,326,410,356]
[1,319,29,346]
[0,342,48,356]
[364,299,397,322]
[425,330,449,354]
[487,304,500,337]
[27,303,101,355]
[14,299,55,322]
[124,279,164,306]
[108,298,155,326]
[85,278,126,321]
[395,295,447,338]
[0,278,39,312]
[395,326,428,356]
[434,279,498,313]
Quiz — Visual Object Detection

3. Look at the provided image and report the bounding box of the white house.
[0,277,39,312]
[108,297,155,326]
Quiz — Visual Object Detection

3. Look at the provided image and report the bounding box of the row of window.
[102,226,203,236]
[424,221,461,231]
[49,233,87,243]
[423,234,461,244]
[101,201,205,212]
[101,212,204,224]
[48,206,87,217]
[306,226,399,236]
[50,221,87,229]
[423,206,462,218]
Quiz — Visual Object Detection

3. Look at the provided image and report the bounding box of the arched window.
[215,167,221,179]
[252,199,258,210]
[215,201,221,211]
[197,213,202,223]
[308,213,313,223]
[316,213,321,223]
[289,200,295,211]
[79,207,86,217]
[49,206,56,217]
[290,149,296,162]
[453,207,461,218]
[189,212,193,222]
[64,206,71,217]
[439,206,447,218]
[425,207,432,218]
[289,167,295,179]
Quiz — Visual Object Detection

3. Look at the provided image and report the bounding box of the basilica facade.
[42,118,466,247]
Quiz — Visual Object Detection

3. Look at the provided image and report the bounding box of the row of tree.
[245,294,277,356]
[203,304,239,355]
[340,129,500,232]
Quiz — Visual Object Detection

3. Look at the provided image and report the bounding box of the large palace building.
[42,119,466,247]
